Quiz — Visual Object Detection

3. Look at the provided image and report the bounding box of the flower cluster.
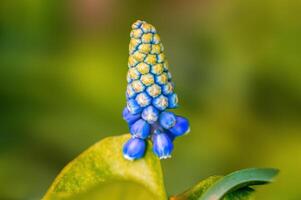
[122,20,190,160]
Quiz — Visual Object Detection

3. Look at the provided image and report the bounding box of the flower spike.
[122,20,190,160]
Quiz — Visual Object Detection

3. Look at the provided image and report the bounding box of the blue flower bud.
[130,119,151,139]
[122,107,140,125]
[127,72,132,83]
[168,93,178,109]
[162,82,174,95]
[135,92,152,107]
[141,105,159,124]
[131,20,143,29]
[126,84,136,99]
[127,99,142,114]
[123,137,146,160]
[152,133,174,159]
[153,95,168,111]
[155,73,168,85]
[159,111,176,129]
[169,116,190,136]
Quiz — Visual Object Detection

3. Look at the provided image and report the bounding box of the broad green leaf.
[42,134,167,200]
[171,168,278,200]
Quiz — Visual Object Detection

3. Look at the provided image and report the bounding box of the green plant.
[42,20,278,200]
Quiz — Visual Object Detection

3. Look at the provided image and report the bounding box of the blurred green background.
[0,0,300,199]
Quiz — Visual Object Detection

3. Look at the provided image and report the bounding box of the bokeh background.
[1,0,301,199]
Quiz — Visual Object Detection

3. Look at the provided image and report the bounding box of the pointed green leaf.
[42,134,167,200]
[199,168,278,200]
[170,176,253,200]
[171,168,278,200]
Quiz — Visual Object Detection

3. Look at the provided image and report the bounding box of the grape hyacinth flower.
[123,138,146,160]
[122,20,190,160]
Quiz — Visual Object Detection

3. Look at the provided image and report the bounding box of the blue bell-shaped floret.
[123,137,146,160]
[159,111,176,129]
[169,116,190,136]
[130,119,151,139]
[152,132,174,159]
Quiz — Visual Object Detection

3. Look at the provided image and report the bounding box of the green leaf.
[42,134,167,200]
[170,176,222,200]
[199,168,279,200]
[171,168,278,200]
[170,176,253,200]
